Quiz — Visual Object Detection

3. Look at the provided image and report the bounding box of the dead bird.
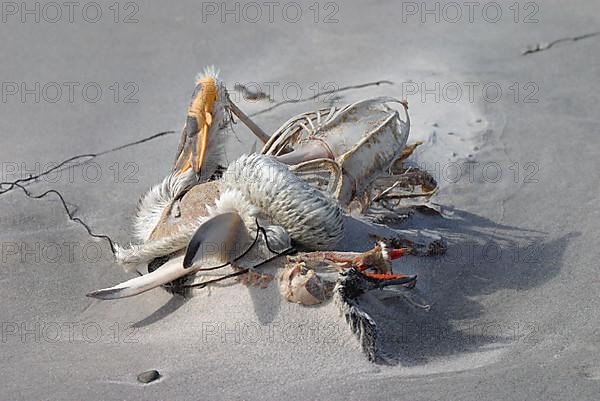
[88,67,439,362]
[88,153,344,299]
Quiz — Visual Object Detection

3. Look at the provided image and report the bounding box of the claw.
[362,272,417,289]
[387,248,407,260]
[286,243,409,275]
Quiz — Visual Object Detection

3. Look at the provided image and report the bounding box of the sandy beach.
[1,1,599,400]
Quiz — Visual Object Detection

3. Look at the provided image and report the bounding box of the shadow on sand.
[345,207,578,365]
[129,205,576,366]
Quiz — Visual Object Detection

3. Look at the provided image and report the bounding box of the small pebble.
[447,131,454,135]
[137,370,161,384]
[473,146,479,151]
[475,118,482,123]
[431,122,439,127]
[451,152,458,157]
[467,154,474,158]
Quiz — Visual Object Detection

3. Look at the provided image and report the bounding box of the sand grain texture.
[1,1,599,400]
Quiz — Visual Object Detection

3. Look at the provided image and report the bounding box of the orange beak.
[173,76,218,176]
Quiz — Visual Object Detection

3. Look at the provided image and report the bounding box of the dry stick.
[248,80,393,118]
[229,102,271,144]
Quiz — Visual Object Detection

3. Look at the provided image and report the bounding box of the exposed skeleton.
[262,98,437,213]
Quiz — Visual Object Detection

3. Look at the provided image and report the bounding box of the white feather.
[132,169,196,242]
[222,154,344,249]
